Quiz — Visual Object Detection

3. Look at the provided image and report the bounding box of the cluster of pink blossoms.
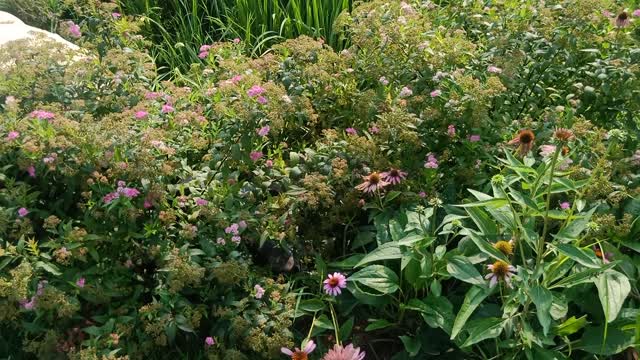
[281,340,366,360]
[247,85,268,104]
[30,110,55,120]
[198,44,212,59]
[103,181,141,204]
[424,153,438,169]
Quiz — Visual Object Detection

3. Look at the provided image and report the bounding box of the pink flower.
[18,207,29,217]
[198,51,209,59]
[254,284,265,299]
[30,110,55,120]
[265,159,273,168]
[20,297,36,310]
[225,223,239,235]
[238,221,247,230]
[281,340,316,359]
[539,144,556,157]
[447,124,456,137]
[250,151,263,162]
[247,85,266,97]
[369,126,380,134]
[67,21,81,38]
[216,237,226,245]
[6,131,19,141]
[76,278,86,288]
[469,135,481,142]
[257,125,270,137]
[634,9,640,17]
[233,38,241,44]
[134,110,148,119]
[323,272,347,296]
[27,165,36,177]
[485,261,516,288]
[195,198,208,206]
[430,89,442,97]
[144,199,153,209]
[199,44,212,52]
[346,127,358,136]
[560,202,570,210]
[112,12,121,19]
[161,104,174,113]
[355,172,389,193]
[399,87,413,98]
[418,191,426,198]
[322,343,366,360]
[424,153,438,169]
[602,10,614,17]
[257,96,268,104]
[121,187,140,198]
[231,235,241,244]
[231,75,243,83]
[381,169,407,185]
[379,76,389,85]
[487,65,502,74]
[145,92,161,100]
[205,337,215,347]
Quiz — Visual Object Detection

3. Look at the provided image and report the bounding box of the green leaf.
[298,299,325,313]
[553,207,596,242]
[509,188,539,211]
[35,261,61,276]
[457,198,509,208]
[446,256,486,286]
[349,265,399,295]
[530,285,553,335]
[554,316,588,336]
[468,232,508,262]
[365,319,393,332]
[550,261,617,289]
[460,317,506,348]
[399,335,421,357]
[339,317,354,343]
[451,286,491,339]
[579,325,635,355]
[554,244,601,268]
[465,207,499,238]
[355,242,401,267]
[405,296,454,334]
[595,270,631,322]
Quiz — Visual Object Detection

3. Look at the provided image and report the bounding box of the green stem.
[305,314,316,342]
[329,302,341,346]
[537,146,562,267]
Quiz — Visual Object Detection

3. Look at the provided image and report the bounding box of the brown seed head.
[553,128,574,142]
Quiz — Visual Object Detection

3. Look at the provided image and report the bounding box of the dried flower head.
[508,129,535,155]
[553,128,574,142]
[615,11,630,28]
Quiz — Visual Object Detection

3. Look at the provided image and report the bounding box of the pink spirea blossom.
[257,96,268,104]
[265,159,273,167]
[198,51,209,59]
[238,221,247,230]
[231,235,241,244]
[195,198,208,206]
[487,65,503,74]
[602,10,614,17]
[199,44,212,52]
[247,85,266,97]
[560,202,570,210]
[257,125,270,137]
[430,89,442,97]
[254,284,265,299]
[112,12,121,19]
[634,9,640,17]
[323,272,347,296]
[447,124,456,137]
[145,92,161,100]
[225,223,239,235]
[399,87,413,98]
[469,135,481,142]
[144,199,153,209]
[27,165,36,177]
[6,131,19,141]
[134,110,148,119]
[282,340,316,359]
[369,126,380,134]
[250,151,263,162]
[67,21,81,38]
[346,127,358,136]
[18,207,29,217]
[76,278,86,288]
[424,153,439,169]
[103,186,141,204]
[323,343,366,360]
[30,110,55,120]
[216,237,226,245]
[161,104,174,113]
[379,76,389,85]
[21,297,36,310]
[205,337,215,347]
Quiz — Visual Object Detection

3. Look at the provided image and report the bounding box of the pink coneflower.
[67,21,81,38]
[424,153,438,169]
[399,87,413,98]
[257,96,268,104]
[508,129,535,156]
[161,104,174,113]
[323,272,347,296]
[76,278,86,288]
[447,124,456,137]
[430,89,442,97]
[254,284,265,299]
[27,165,36,177]
[345,127,358,136]
[250,151,263,162]
[615,11,630,28]
[469,135,481,142]
[282,340,316,360]
[6,131,19,141]
[560,202,570,210]
[323,343,366,360]
[379,76,389,85]
[485,260,516,288]
[134,110,148,119]
[247,85,266,97]
[205,337,215,347]
[257,125,270,137]
[195,198,208,206]
[355,172,389,193]
[381,169,407,185]
[539,144,556,157]
[487,65,502,74]
[18,207,29,217]
[30,110,55,120]
[112,12,121,19]
[369,126,380,134]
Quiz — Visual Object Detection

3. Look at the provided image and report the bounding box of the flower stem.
[537,145,562,266]
[329,302,341,346]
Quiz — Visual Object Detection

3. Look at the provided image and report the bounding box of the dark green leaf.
[460,317,506,348]
[579,325,635,355]
[446,256,486,286]
[555,243,601,268]
[355,243,401,267]
[365,319,393,332]
[400,335,421,357]
[530,285,553,335]
[451,286,492,339]
[349,265,399,295]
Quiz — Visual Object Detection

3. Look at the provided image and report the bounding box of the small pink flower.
[216,237,226,245]
[424,153,438,169]
[67,21,81,38]
[143,199,153,209]
[231,235,241,244]
[257,125,270,137]
[225,223,239,235]
[487,65,502,74]
[198,51,209,59]
[27,165,36,177]
[257,96,268,104]
[21,297,36,310]
[634,9,640,17]
[447,124,456,137]
[469,135,481,142]
[121,187,140,198]
[30,110,55,120]
[135,110,149,119]
[430,89,442,97]
[6,131,19,141]
[205,337,215,347]
[602,10,613,17]
[323,272,347,296]
[145,92,161,100]
[76,278,86,288]
[250,151,263,162]
[18,207,28,217]
[369,126,380,134]
[539,144,556,157]
[254,284,265,299]
[247,85,266,97]
[379,76,389,85]
[399,87,413,98]
[112,12,121,19]
[265,159,273,168]
[233,38,241,44]
[238,221,247,230]
[355,172,389,193]
[418,191,426,198]
[281,340,316,359]
[560,202,570,210]
[346,127,358,136]
[195,198,208,206]
[161,104,174,113]
[199,44,212,52]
